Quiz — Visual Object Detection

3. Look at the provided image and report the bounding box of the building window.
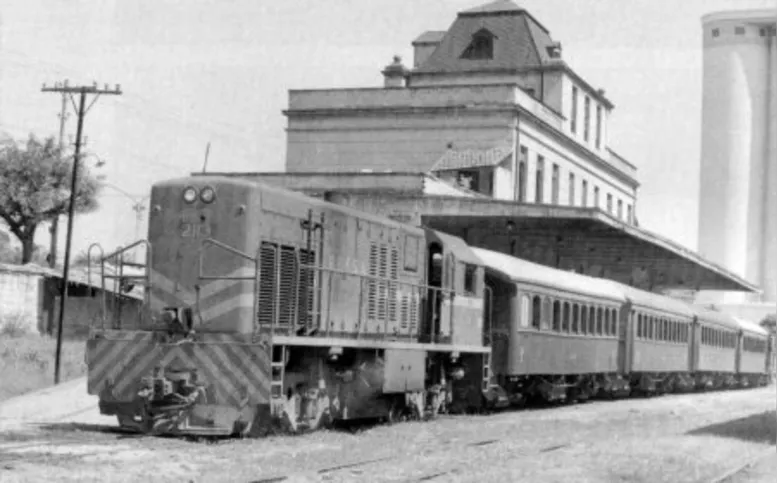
[627,204,633,224]
[584,96,591,142]
[535,156,545,203]
[461,28,495,60]
[735,26,745,35]
[518,146,527,202]
[617,199,623,219]
[607,193,613,213]
[551,163,560,204]
[595,105,602,149]
[581,180,588,207]
[569,173,575,206]
[571,86,578,134]
[712,28,720,37]
[594,186,600,207]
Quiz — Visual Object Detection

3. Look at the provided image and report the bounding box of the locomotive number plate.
[180,222,211,238]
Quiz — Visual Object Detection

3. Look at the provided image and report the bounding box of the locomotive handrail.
[198,237,257,281]
[195,237,260,334]
[297,263,455,295]
[88,239,152,330]
[298,262,455,343]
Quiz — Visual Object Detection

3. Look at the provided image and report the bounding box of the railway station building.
[200,0,759,299]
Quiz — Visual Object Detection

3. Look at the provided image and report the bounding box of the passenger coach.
[475,247,629,405]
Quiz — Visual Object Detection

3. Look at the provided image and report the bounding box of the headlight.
[200,186,216,204]
[182,186,197,203]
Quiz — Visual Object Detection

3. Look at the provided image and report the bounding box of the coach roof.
[731,317,770,337]
[619,285,696,318]
[473,247,625,301]
[692,306,741,331]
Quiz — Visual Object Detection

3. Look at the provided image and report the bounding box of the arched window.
[461,28,495,60]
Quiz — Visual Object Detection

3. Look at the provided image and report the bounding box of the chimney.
[382,55,409,88]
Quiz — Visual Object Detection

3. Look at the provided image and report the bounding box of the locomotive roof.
[619,285,696,318]
[473,247,625,302]
[731,316,770,337]
[159,176,426,232]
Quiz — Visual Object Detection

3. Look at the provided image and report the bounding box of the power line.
[42,80,122,386]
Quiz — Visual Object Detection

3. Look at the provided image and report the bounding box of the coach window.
[589,307,596,335]
[562,302,571,332]
[596,307,604,335]
[552,300,561,331]
[532,295,542,329]
[610,309,617,335]
[649,317,655,340]
[572,304,580,333]
[637,314,643,338]
[671,321,676,342]
[542,298,552,330]
[581,305,589,334]
[520,294,530,328]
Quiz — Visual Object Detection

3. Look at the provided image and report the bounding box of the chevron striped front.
[86,331,272,408]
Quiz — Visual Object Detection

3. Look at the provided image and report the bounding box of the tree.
[0,134,101,264]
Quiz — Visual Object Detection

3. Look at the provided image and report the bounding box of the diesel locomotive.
[84,176,774,437]
[87,176,496,436]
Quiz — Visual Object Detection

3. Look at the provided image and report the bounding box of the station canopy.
[194,171,759,294]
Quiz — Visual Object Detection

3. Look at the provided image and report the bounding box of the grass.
[0,321,87,402]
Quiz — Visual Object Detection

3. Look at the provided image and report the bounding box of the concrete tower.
[698,9,777,309]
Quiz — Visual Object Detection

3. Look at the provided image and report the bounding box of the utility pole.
[48,80,70,269]
[42,81,122,385]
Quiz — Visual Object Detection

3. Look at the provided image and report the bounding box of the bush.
[0,332,86,402]
[0,312,35,337]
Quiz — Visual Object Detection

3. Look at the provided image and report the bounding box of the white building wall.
[698,11,775,304]
[518,120,637,222]
[287,112,515,173]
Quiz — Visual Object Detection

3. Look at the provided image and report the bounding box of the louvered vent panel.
[257,243,277,326]
[278,247,298,326]
[368,243,379,321]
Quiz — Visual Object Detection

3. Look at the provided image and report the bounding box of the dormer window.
[461,29,495,60]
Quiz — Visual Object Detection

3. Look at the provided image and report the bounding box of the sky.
[0,0,775,260]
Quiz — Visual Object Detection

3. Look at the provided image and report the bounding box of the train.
[84,176,774,437]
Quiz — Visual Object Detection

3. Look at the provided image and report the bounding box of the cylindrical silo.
[698,11,773,303]
[762,28,777,303]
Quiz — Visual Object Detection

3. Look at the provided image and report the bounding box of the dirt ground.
[0,385,775,483]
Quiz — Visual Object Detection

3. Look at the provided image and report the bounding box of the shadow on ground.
[687,411,776,445]
[36,422,141,439]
